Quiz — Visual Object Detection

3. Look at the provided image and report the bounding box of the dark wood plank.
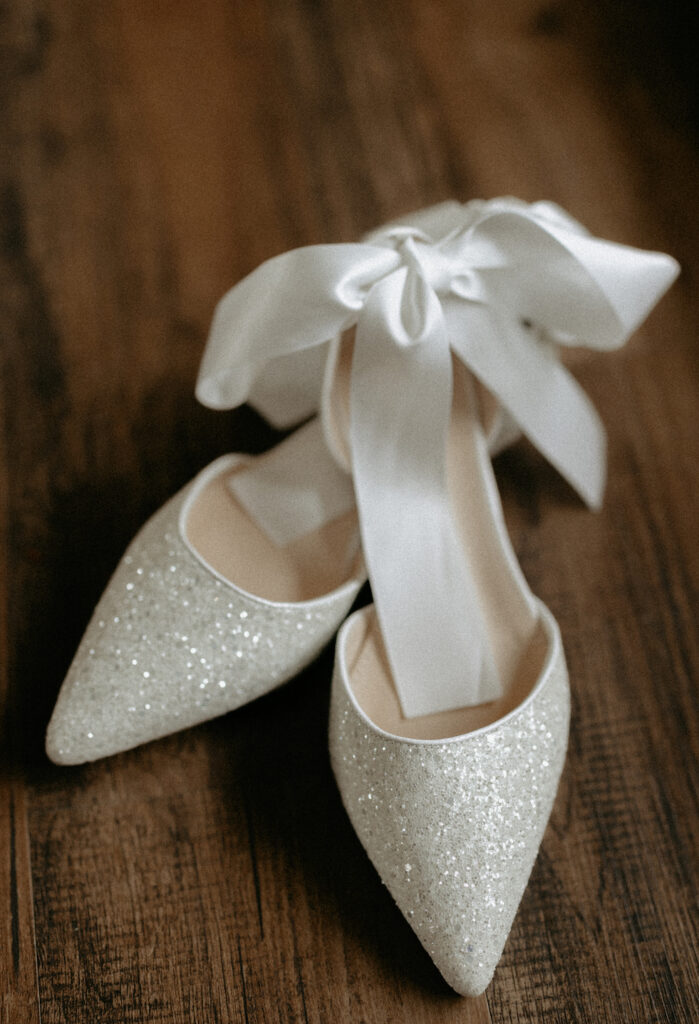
[1,0,697,1021]
[1,8,50,1021]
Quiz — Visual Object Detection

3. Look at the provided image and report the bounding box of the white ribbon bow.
[197,200,679,717]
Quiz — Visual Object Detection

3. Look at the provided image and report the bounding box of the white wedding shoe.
[46,200,510,765]
[328,364,569,996]
[184,196,677,993]
[45,425,364,764]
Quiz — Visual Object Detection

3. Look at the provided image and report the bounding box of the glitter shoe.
[327,363,569,996]
[318,212,676,992]
[45,424,365,764]
[330,600,569,997]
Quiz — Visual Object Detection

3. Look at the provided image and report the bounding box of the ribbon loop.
[197,199,679,717]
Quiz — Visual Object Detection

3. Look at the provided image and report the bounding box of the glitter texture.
[329,604,569,997]
[47,460,363,764]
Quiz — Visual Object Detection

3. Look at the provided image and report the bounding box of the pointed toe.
[47,462,362,764]
[329,605,569,995]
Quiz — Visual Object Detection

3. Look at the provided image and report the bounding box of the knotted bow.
[197,200,678,717]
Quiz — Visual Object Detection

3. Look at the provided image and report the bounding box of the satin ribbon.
[197,199,679,717]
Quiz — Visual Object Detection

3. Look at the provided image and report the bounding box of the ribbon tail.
[351,272,502,718]
[447,298,608,509]
[228,417,357,546]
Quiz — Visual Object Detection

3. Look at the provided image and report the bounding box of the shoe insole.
[186,463,361,604]
[348,358,545,739]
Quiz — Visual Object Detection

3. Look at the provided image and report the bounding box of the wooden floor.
[1,1,697,1021]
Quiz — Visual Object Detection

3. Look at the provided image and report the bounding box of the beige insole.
[347,358,544,740]
[186,464,361,604]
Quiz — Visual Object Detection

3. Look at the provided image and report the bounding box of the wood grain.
[1,0,697,1021]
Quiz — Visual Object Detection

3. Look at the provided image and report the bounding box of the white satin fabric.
[197,199,678,717]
